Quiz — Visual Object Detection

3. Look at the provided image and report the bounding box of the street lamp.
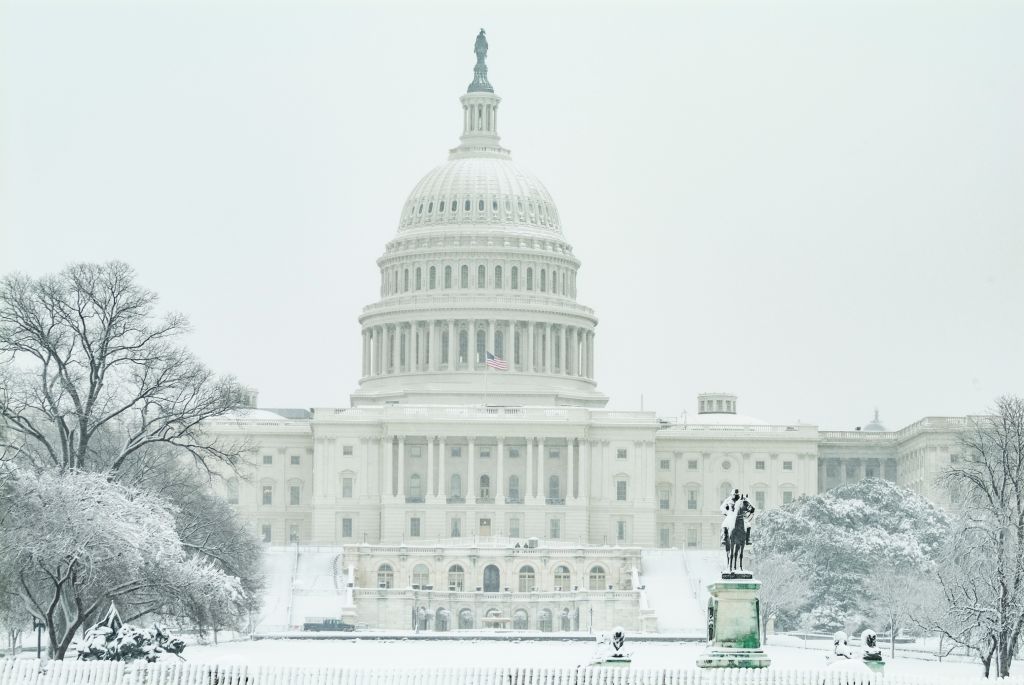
[32,618,45,659]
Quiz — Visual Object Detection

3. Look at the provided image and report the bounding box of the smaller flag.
[485,351,509,370]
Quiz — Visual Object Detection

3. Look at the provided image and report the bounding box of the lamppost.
[32,618,45,658]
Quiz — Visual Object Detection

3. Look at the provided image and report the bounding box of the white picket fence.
[1,661,1022,685]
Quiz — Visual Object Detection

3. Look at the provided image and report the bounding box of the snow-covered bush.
[75,621,185,662]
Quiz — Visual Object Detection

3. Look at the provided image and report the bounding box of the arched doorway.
[538,608,552,632]
[483,564,500,592]
[458,608,474,630]
[512,609,528,630]
[435,607,450,632]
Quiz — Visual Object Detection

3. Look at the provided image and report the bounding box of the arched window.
[378,564,394,589]
[512,609,528,630]
[226,477,239,504]
[429,266,436,289]
[514,332,521,365]
[478,199,485,212]
[452,199,458,212]
[477,265,486,288]
[526,268,533,290]
[461,265,469,288]
[511,266,519,289]
[444,266,452,289]
[479,475,490,499]
[588,566,606,591]
[508,475,520,502]
[403,269,410,292]
[448,565,465,591]
[415,267,422,290]
[409,473,422,498]
[438,199,445,214]
[475,329,485,364]
[495,265,503,289]
[412,564,430,588]
[719,481,734,502]
[548,475,560,501]
[540,269,547,292]
[464,199,471,212]
[450,474,462,498]
[538,608,553,632]
[458,608,474,629]
[518,565,536,592]
[483,565,500,592]
[495,330,504,359]
[554,565,571,590]
[459,330,468,364]
[442,330,450,364]
[552,271,558,294]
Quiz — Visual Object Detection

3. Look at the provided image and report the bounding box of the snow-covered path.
[639,551,702,634]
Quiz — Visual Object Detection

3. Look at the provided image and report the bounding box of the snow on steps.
[640,551,721,635]
[259,547,347,632]
[1,660,1018,685]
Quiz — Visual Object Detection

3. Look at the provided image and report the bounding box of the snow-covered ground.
[183,637,988,681]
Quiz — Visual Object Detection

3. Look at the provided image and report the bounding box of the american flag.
[485,351,509,370]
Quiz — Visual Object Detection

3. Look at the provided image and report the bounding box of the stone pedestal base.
[864,659,886,675]
[697,648,772,669]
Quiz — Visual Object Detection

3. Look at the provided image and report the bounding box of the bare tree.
[0,261,246,476]
[749,554,810,643]
[936,395,1024,677]
[869,567,924,659]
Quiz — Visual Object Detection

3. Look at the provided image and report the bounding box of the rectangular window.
[687,490,698,510]
[410,517,421,537]
[290,455,301,466]
[548,449,560,459]
[550,519,560,539]
[262,485,273,505]
[686,526,699,548]
[783,491,793,505]
[451,447,462,458]
[616,481,628,501]
[509,448,520,458]
[688,459,698,470]
[509,517,521,537]
[617,520,626,542]
[659,527,671,548]
[289,485,300,506]
[342,477,353,498]
[451,518,462,538]
[755,460,765,471]
[342,518,353,538]
[783,461,793,471]
[410,446,422,458]
[659,497,670,510]
[755,491,765,510]
[617,449,627,460]
[262,455,273,465]
[479,448,491,459]
[261,524,272,543]
[343,445,353,456]
[288,524,300,543]
[660,459,670,470]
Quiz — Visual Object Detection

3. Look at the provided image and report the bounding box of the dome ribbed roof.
[397,157,562,236]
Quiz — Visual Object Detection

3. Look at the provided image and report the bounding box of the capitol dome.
[351,30,606,409]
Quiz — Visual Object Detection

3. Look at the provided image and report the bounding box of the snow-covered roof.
[684,412,770,427]
[222,408,309,421]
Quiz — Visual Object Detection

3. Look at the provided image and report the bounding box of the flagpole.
[483,357,489,407]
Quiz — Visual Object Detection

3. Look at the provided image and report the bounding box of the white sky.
[2,0,1022,429]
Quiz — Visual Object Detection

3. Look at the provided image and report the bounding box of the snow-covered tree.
[0,468,243,659]
[932,396,1024,677]
[867,568,924,659]
[748,554,810,643]
[757,478,950,631]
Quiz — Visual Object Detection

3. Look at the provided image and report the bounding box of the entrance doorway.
[479,517,492,536]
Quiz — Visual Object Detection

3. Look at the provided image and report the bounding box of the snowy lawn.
[184,637,991,681]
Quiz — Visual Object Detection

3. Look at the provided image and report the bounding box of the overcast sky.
[2,0,1022,429]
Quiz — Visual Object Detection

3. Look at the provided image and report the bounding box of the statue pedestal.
[863,659,886,675]
[697,578,771,669]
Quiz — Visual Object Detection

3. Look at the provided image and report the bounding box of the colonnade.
[381,436,589,506]
[361,320,594,380]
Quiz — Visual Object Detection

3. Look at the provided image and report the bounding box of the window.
[342,477,353,498]
[660,459,670,470]
[548,449,560,459]
[550,518,560,539]
[450,474,462,498]
[509,448,520,458]
[409,474,422,498]
[479,475,490,498]
[479,448,491,459]
[755,460,765,470]
[477,265,486,288]
[783,461,793,471]
[464,199,471,211]
[657,485,671,510]
[413,564,430,588]
[451,517,462,537]
[526,267,533,290]
[719,482,733,501]
[508,475,520,502]
[403,269,409,291]
[458,330,468,364]
[290,455,301,466]
[429,266,436,289]
[263,455,273,465]
[722,461,732,471]
[226,478,239,504]
[261,524,272,543]
[783,491,793,505]
[687,488,699,510]
[552,271,558,294]
[444,266,452,288]
[548,475,560,501]
[617,449,627,460]
[262,485,273,505]
[289,485,300,506]
[478,199,485,211]
[755,491,765,510]
[409,517,421,537]
[289,524,299,543]
[448,565,465,591]
[476,329,485,363]
[451,446,462,458]
[378,564,394,589]
[511,266,519,289]
[518,565,536,592]
[415,267,422,290]
[460,265,469,288]
[617,520,626,542]
[688,459,698,470]
[588,566,606,591]
[686,526,699,549]
[616,480,627,501]
[341,518,352,538]
[554,566,571,590]
[509,516,521,537]
[495,265,503,288]
[540,269,546,292]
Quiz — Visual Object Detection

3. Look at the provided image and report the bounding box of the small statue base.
[601,654,632,666]
[697,578,771,670]
[721,572,753,580]
[863,658,886,675]
[697,648,771,669]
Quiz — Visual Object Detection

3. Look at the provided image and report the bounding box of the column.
[580,440,589,500]
[570,327,578,376]
[487,320,495,358]
[467,438,476,503]
[469,319,477,369]
[361,330,368,376]
[389,325,398,374]
[427,437,435,499]
[439,437,447,498]
[397,437,406,500]
[587,331,594,378]
[527,322,535,372]
[429,320,437,371]
[538,438,547,502]
[568,438,576,500]
[496,438,505,503]
[564,327,572,375]
[511,322,519,371]
[383,436,393,499]
[447,319,456,371]
[526,437,534,501]
[545,324,553,373]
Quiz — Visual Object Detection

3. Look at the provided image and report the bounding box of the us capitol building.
[208,32,966,631]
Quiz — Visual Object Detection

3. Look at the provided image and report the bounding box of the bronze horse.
[726,497,755,573]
